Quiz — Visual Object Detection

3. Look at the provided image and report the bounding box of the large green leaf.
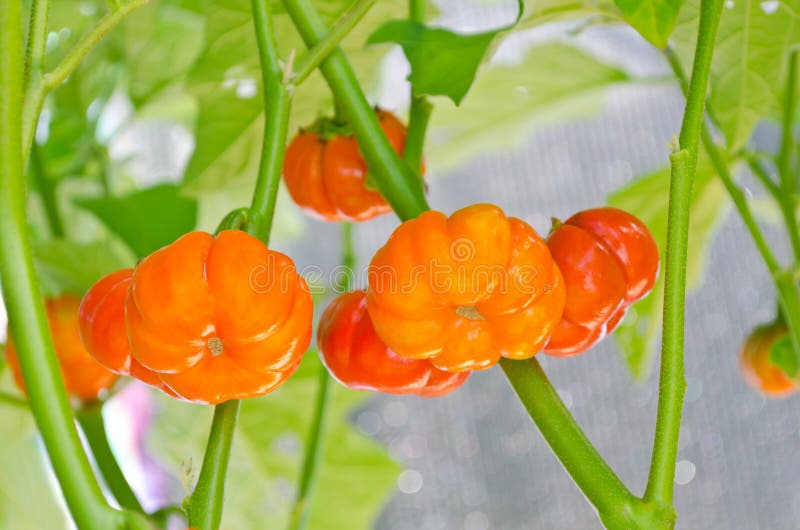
[519,0,620,26]
[367,2,521,105]
[608,157,730,380]
[182,0,403,195]
[148,354,400,530]
[671,0,800,151]
[33,238,135,297]
[426,43,628,171]
[613,0,683,48]
[75,184,198,258]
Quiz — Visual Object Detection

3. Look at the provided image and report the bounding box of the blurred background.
[2,0,799,528]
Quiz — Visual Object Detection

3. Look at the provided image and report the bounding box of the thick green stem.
[287,365,332,530]
[291,0,378,86]
[31,143,65,238]
[187,400,241,530]
[0,3,128,528]
[282,0,429,220]
[645,0,723,506]
[499,359,669,528]
[76,404,145,515]
[22,0,150,165]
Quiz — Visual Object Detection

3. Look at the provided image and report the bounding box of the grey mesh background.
[274,3,800,528]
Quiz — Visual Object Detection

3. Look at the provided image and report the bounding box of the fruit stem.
[403,0,432,174]
[644,0,723,507]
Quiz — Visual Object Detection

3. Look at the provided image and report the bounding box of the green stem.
[290,0,378,87]
[249,0,292,245]
[287,365,332,530]
[31,143,65,238]
[402,0,431,173]
[779,49,798,193]
[0,391,28,409]
[644,0,723,506]
[187,400,240,530]
[288,223,353,530]
[21,0,150,165]
[0,3,126,528]
[76,404,145,515]
[746,156,780,198]
[189,2,293,528]
[282,0,429,220]
[403,96,431,173]
[777,49,800,261]
[499,359,670,528]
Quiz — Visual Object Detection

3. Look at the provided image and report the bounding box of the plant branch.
[0,4,136,528]
[22,0,150,165]
[0,391,28,409]
[189,1,294,528]
[777,49,800,261]
[76,404,145,515]
[645,0,723,506]
[402,0,432,173]
[667,46,800,383]
[290,0,378,86]
[287,365,332,530]
[30,143,65,237]
[187,400,240,530]
[282,0,429,220]
[249,0,292,244]
[499,359,670,528]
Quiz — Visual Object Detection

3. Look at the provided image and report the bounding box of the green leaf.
[770,333,799,378]
[613,0,683,48]
[427,43,628,171]
[148,354,400,529]
[75,184,197,258]
[608,156,730,380]
[182,0,403,194]
[367,2,521,104]
[33,238,135,297]
[671,0,800,151]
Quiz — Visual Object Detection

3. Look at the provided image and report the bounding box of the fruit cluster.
[5,110,660,405]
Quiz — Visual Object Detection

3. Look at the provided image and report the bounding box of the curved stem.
[187,400,240,530]
[0,3,123,528]
[291,0,378,87]
[287,365,332,530]
[281,0,429,220]
[645,0,723,506]
[249,0,292,245]
[76,404,145,515]
[499,359,663,527]
[22,0,150,164]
